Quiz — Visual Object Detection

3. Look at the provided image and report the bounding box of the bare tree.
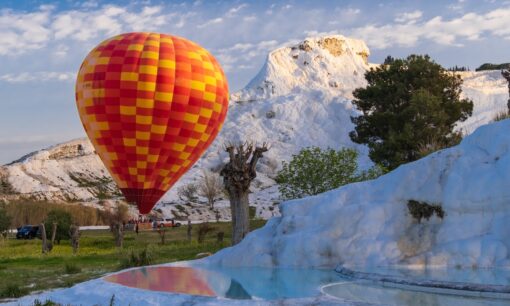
[158,226,166,245]
[177,184,198,203]
[107,202,129,248]
[40,223,49,254]
[220,142,269,245]
[50,222,57,246]
[502,70,510,112]
[69,224,80,255]
[113,223,123,248]
[186,219,192,242]
[198,170,223,209]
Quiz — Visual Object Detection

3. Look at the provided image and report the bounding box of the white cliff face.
[205,119,510,269]
[232,35,371,102]
[1,35,508,222]
[457,70,509,134]
[1,138,119,202]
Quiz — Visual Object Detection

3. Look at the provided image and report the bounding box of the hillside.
[205,119,510,268]
[1,35,508,221]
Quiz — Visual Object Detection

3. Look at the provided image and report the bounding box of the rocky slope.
[205,119,510,268]
[1,35,508,221]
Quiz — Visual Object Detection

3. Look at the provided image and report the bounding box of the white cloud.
[81,1,99,9]
[0,4,171,55]
[243,15,257,22]
[351,8,510,49]
[0,71,76,83]
[121,6,168,31]
[395,10,423,23]
[340,8,361,16]
[229,43,253,51]
[197,17,223,28]
[0,9,51,55]
[54,44,69,57]
[226,4,248,17]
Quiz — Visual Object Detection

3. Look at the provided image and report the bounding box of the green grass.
[0,219,266,302]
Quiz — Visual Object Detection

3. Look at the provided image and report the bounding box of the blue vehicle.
[16,225,40,239]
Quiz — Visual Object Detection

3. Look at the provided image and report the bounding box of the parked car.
[154,218,181,228]
[16,225,40,239]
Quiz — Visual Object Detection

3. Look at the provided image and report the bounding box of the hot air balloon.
[75,33,229,214]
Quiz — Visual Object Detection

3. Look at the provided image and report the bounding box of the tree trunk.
[502,70,510,112]
[113,222,123,248]
[50,222,57,246]
[159,227,166,245]
[40,223,48,254]
[220,142,268,246]
[187,220,192,242]
[230,190,250,245]
[69,225,80,255]
[217,231,224,244]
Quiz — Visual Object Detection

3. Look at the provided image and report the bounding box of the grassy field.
[0,220,266,302]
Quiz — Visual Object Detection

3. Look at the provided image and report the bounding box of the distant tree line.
[1,200,127,228]
[475,63,510,71]
[447,65,470,72]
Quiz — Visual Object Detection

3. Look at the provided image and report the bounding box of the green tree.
[275,147,384,200]
[350,54,473,170]
[0,207,11,238]
[44,209,73,244]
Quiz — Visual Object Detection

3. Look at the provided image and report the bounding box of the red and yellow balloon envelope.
[76,33,229,214]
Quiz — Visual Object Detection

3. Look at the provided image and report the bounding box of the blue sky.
[0,0,509,164]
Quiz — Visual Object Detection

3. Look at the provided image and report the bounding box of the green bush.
[276,147,385,200]
[0,206,11,237]
[407,200,445,223]
[44,209,73,244]
[475,63,510,71]
[197,223,215,243]
[0,283,29,298]
[63,262,81,274]
[350,54,473,170]
[120,247,153,268]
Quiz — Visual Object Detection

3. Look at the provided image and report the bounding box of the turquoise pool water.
[323,281,509,306]
[353,266,510,287]
[104,265,510,303]
[104,265,343,300]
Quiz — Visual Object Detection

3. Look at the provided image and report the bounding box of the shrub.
[407,200,445,223]
[44,209,73,244]
[64,262,81,274]
[177,184,198,203]
[475,62,510,71]
[276,147,385,200]
[5,201,111,227]
[0,206,11,237]
[197,223,215,243]
[0,283,29,298]
[120,247,153,268]
[32,300,62,306]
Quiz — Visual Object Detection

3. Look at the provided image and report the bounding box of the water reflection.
[104,265,510,303]
[104,265,342,300]
[323,282,510,306]
[104,267,218,297]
